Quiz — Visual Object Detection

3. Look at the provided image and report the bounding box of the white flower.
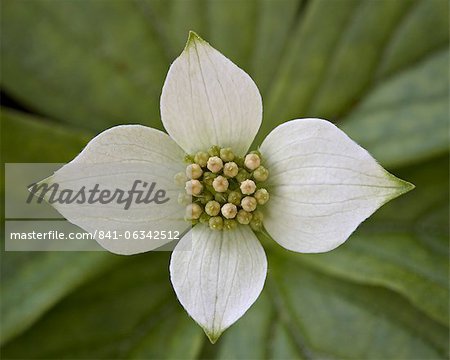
[39,32,414,343]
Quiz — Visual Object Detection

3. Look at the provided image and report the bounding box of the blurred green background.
[1,0,449,359]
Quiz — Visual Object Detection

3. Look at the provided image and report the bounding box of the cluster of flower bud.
[175,145,270,231]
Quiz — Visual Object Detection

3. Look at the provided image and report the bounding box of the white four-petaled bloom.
[40,32,414,343]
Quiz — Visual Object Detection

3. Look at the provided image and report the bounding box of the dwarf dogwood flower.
[39,32,414,343]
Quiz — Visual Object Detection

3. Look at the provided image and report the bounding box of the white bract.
[40,32,414,343]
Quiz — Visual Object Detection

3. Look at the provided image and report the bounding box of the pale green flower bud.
[194,151,209,167]
[212,175,229,192]
[205,200,221,216]
[235,168,250,183]
[241,196,257,212]
[199,191,214,205]
[250,210,264,231]
[250,219,263,231]
[174,172,188,186]
[227,191,242,206]
[223,161,239,177]
[207,156,223,173]
[199,212,211,224]
[234,156,244,167]
[236,209,252,225]
[240,179,256,195]
[253,166,269,182]
[186,163,203,180]
[185,180,203,196]
[209,216,223,230]
[220,147,235,162]
[250,150,262,157]
[185,203,203,220]
[208,145,220,157]
[221,203,237,219]
[178,193,191,205]
[202,172,216,186]
[184,154,195,163]
[254,188,269,205]
[223,219,237,230]
[215,192,227,204]
[244,153,260,171]
[252,210,264,222]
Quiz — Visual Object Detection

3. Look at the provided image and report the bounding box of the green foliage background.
[1,0,448,359]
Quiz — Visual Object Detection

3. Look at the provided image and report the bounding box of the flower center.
[175,145,270,231]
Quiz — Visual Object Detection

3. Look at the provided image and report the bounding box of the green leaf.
[2,108,91,162]
[216,294,274,360]
[216,292,304,360]
[375,0,449,78]
[206,0,259,72]
[306,0,414,118]
[341,50,449,168]
[267,260,448,359]
[1,253,204,359]
[213,255,448,359]
[1,0,168,131]
[133,0,209,60]
[1,251,121,346]
[250,0,302,96]
[262,0,359,135]
[257,0,448,145]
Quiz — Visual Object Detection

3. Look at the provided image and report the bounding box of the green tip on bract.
[401,180,415,193]
[205,329,222,344]
[389,172,416,195]
[382,172,416,205]
[185,31,206,49]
